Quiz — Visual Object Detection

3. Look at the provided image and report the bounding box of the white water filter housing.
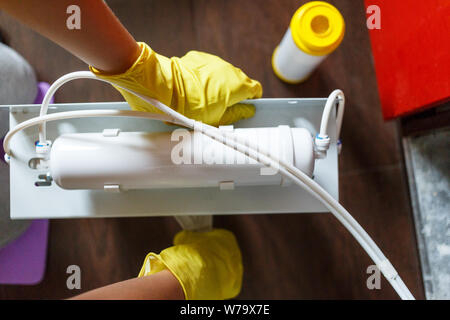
[49,126,315,191]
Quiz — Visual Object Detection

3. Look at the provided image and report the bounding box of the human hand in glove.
[3,0,247,301]
[90,42,262,126]
[139,228,243,300]
[1,1,261,126]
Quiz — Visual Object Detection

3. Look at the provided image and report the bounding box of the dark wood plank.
[0,0,424,299]
[401,102,450,137]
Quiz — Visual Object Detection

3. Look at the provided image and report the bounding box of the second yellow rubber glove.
[90,42,262,126]
[138,229,243,300]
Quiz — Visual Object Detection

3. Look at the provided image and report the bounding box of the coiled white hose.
[3,71,414,299]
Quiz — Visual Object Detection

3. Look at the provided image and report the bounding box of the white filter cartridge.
[272,1,345,83]
[49,126,315,191]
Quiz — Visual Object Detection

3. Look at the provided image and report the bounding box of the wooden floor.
[0,0,424,299]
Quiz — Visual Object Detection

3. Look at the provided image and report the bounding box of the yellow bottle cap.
[290,1,345,56]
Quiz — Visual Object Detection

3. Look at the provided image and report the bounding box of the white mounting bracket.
[3,98,338,220]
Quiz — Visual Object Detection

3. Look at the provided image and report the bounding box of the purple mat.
[0,82,52,285]
[34,82,54,104]
[0,220,49,284]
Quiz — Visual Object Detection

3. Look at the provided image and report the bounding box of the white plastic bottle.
[272,1,345,83]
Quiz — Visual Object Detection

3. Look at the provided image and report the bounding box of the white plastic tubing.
[3,71,414,299]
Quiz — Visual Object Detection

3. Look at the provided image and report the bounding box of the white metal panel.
[4,98,338,219]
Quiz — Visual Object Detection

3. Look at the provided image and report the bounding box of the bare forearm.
[0,0,140,73]
[70,270,185,300]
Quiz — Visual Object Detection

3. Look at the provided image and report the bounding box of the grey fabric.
[0,43,37,105]
[0,43,36,249]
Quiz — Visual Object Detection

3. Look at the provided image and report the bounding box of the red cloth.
[365,0,450,119]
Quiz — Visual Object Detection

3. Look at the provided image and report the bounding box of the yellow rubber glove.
[90,42,262,126]
[138,228,243,300]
